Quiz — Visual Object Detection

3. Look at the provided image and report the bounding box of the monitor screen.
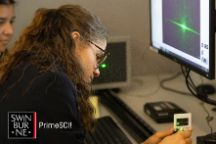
[150,0,215,79]
[92,36,131,90]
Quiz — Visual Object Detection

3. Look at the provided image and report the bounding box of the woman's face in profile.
[75,38,107,83]
[0,4,15,53]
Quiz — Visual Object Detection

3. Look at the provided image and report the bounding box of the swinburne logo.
[8,112,37,139]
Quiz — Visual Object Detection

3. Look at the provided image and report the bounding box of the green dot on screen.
[100,63,108,69]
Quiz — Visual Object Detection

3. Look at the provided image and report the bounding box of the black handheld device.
[144,101,186,123]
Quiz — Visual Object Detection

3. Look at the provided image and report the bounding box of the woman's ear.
[71,31,82,51]
[71,31,81,41]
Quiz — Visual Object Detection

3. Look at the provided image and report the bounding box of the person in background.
[0,0,15,59]
[0,4,192,144]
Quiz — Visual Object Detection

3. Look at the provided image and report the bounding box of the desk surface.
[99,73,216,144]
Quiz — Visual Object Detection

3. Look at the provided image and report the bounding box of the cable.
[182,67,197,96]
[159,70,192,96]
[180,65,216,106]
[180,66,216,132]
[133,75,161,97]
[200,102,214,134]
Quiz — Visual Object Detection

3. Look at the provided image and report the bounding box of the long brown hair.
[0,4,107,131]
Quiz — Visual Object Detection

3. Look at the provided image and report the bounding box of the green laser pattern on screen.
[170,19,199,35]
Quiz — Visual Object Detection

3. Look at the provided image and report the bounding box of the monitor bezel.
[149,0,215,79]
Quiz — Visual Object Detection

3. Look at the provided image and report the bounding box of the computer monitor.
[92,36,131,90]
[150,0,215,79]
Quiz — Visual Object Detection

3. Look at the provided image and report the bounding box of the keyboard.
[95,90,155,143]
[86,116,132,144]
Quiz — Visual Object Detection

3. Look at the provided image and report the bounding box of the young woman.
[0,0,15,58]
[0,4,192,144]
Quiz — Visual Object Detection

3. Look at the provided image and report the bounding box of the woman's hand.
[142,128,192,144]
[159,130,192,144]
[143,128,174,144]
